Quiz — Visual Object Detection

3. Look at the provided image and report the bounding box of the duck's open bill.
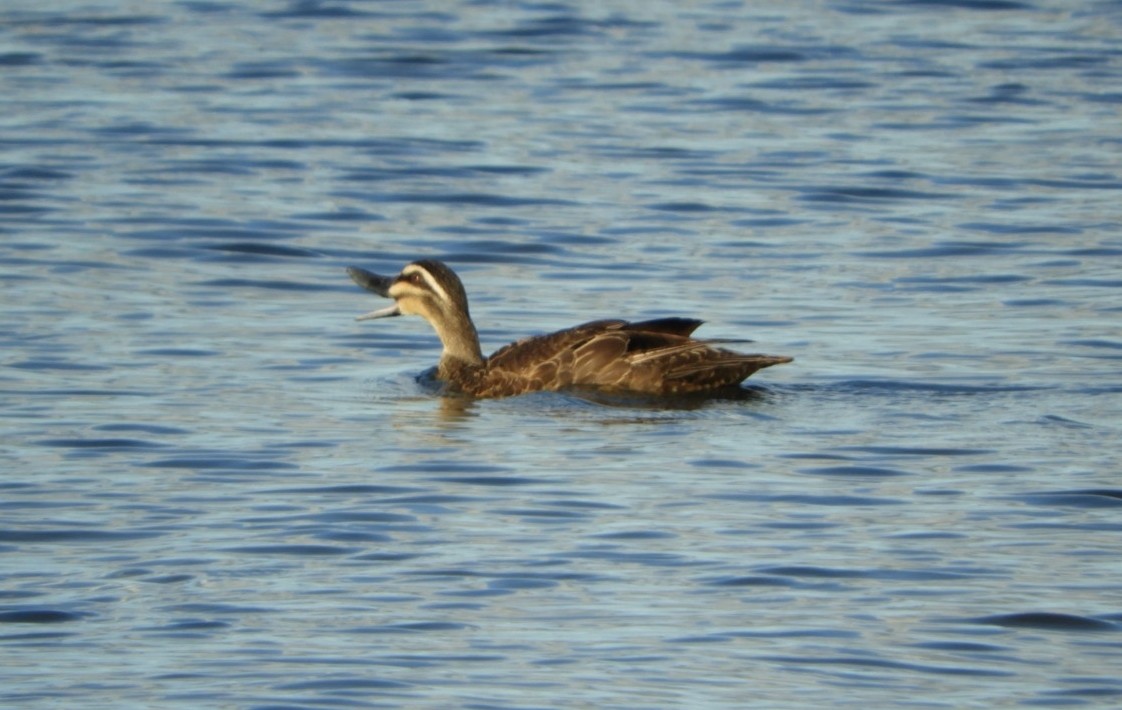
[346,266,400,320]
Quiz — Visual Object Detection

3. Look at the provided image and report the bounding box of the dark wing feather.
[625,317,705,338]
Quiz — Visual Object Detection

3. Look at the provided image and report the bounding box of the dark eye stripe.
[400,265,449,302]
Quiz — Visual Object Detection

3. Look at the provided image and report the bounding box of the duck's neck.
[432,310,485,376]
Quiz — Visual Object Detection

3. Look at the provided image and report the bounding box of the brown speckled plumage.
[348,260,791,398]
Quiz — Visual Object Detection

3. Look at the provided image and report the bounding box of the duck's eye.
[407,272,423,285]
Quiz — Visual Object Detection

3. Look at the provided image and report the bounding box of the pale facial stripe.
[401,263,450,304]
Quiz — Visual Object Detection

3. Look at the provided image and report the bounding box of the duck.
[347,259,791,399]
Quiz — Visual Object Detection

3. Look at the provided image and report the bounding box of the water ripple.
[968,613,1118,632]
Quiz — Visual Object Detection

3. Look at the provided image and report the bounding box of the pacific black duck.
[347,260,791,398]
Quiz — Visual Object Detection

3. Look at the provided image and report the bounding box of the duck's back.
[471,318,789,397]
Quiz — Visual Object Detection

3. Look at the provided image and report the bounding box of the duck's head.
[347,260,483,366]
[348,259,470,323]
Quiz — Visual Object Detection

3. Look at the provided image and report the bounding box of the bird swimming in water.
[347,259,791,399]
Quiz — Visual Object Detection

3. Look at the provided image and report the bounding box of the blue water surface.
[2,1,1121,708]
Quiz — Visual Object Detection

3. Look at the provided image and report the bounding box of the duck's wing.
[483,318,790,396]
[486,318,702,367]
[487,319,624,369]
[479,320,628,395]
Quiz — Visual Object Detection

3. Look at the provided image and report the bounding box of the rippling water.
[3,1,1121,707]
